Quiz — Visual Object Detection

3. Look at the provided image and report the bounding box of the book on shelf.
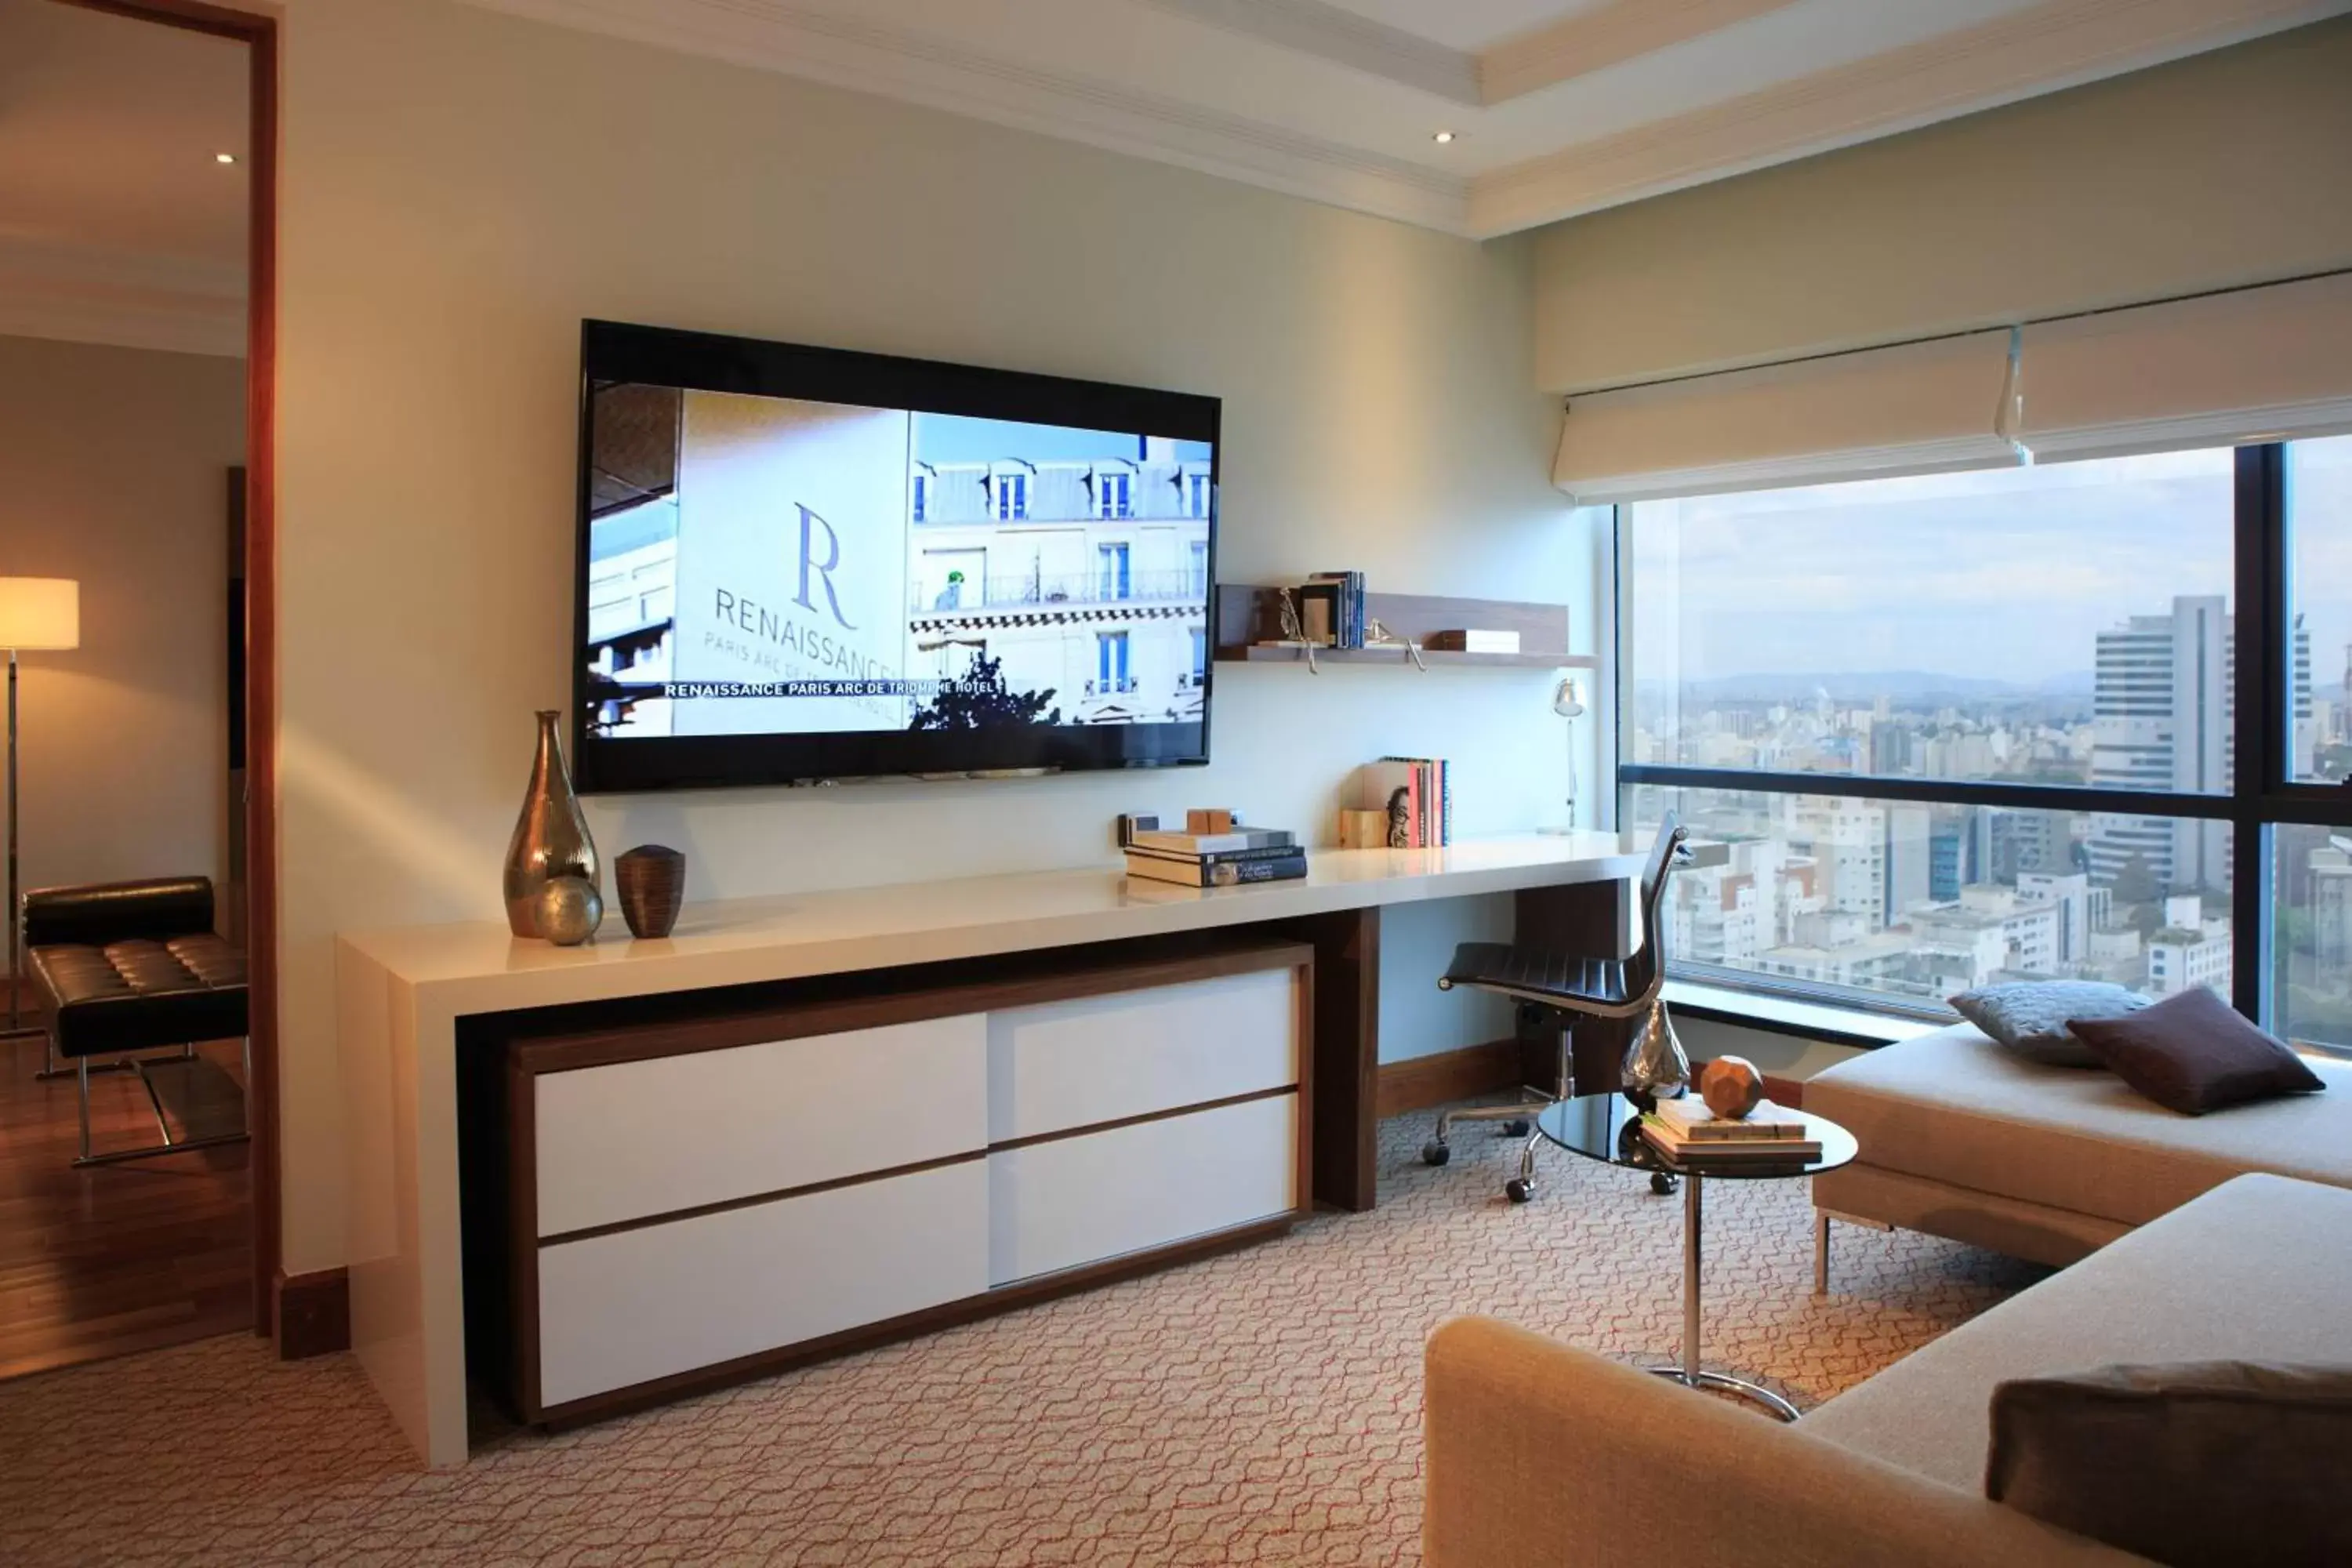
[1129,827,1298,855]
[1351,757,1451,849]
[1124,851,1308,887]
[1308,570,1365,649]
[1650,1098,1809,1142]
[1640,1119,1820,1163]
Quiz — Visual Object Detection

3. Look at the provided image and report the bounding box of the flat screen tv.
[572,320,1220,793]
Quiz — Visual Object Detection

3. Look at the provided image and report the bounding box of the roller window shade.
[1552,330,2020,506]
[2017,273,2352,461]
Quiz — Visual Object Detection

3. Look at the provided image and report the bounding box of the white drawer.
[536,1158,989,1408]
[987,1093,1297,1286]
[535,1013,987,1237]
[985,967,1299,1143]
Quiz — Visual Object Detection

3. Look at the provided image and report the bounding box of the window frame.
[1613,443,2352,1030]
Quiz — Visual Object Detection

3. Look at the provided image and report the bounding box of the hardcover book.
[1124,851,1308,887]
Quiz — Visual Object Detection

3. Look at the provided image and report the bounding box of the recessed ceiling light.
[1432,130,1457,144]
[215,151,237,165]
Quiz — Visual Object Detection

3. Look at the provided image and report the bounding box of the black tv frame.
[571,319,1220,795]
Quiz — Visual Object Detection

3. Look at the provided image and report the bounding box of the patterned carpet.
[0,1107,2043,1566]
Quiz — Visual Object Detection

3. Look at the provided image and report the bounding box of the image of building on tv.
[582,383,1214,742]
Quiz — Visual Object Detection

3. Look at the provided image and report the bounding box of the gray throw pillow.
[1951,982,2147,1068]
[1987,1361,2352,1567]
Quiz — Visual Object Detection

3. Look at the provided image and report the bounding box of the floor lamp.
[2,578,80,1049]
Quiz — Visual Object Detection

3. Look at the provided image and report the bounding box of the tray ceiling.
[464,0,2351,237]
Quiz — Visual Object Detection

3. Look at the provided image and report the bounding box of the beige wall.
[275,0,1585,1271]
[1533,17,2352,393]
[0,333,238,942]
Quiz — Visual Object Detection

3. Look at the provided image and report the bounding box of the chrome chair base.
[1422,1027,1576,1202]
[72,1039,252,1167]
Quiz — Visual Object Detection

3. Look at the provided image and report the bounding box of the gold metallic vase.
[503,710,599,938]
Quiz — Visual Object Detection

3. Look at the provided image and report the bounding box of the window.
[1187,539,1209,597]
[1097,543,1131,601]
[1190,626,1207,682]
[911,472,928,524]
[1097,471,1132,520]
[993,472,1028,521]
[1618,443,2347,1048]
[2274,822,2352,1053]
[1186,472,1213,519]
[1097,630,1131,692]
[2286,434,2351,784]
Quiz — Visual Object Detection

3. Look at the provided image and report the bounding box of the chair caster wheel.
[1421,1141,1450,1166]
[1503,1120,1531,1138]
[1504,1178,1534,1203]
[1650,1172,1679,1196]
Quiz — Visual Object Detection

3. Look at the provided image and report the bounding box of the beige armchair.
[1421,1316,2140,1568]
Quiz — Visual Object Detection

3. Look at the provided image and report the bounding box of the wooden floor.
[0,1031,252,1382]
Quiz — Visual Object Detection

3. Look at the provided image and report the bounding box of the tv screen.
[572,320,1219,793]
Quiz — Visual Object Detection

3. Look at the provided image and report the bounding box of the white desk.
[336,831,1642,1465]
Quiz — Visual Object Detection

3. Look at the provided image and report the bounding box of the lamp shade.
[0,578,79,651]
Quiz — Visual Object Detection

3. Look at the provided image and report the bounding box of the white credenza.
[478,941,1311,1424]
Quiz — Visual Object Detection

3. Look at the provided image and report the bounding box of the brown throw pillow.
[2065,985,2321,1115]
[1987,1361,2352,1567]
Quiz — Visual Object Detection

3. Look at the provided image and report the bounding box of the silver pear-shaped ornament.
[1621,1000,1690,1112]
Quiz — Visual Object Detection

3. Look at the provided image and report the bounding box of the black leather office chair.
[1424,815,1690,1203]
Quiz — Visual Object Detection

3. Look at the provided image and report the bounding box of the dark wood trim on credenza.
[1278,907,1378,1212]
[274,1267,350,1359]
[474,935,1316,1429]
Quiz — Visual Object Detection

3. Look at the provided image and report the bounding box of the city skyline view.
[1621,437,2352,1053]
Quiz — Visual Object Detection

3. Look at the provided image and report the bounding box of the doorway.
[0,0,279,1374]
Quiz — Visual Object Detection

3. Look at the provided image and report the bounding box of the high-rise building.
[2315,838,2352,972]
[2087,595,2310,898]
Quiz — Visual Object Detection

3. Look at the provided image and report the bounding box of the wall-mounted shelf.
[1213,586,1589,670]
[1218,644,1597,670]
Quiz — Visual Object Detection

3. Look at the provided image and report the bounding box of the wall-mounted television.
[572,320,1220,793]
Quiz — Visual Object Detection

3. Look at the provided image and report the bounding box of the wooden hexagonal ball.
[1698,1054,1765,1120]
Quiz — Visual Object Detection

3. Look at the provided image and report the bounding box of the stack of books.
[1125,826,1306,888]
[1640,1096,1821,1171]
[1353,757,1451,848]
[1299,572,1366,648]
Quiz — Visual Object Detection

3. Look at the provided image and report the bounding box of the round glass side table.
[1535,1093,1859,1421]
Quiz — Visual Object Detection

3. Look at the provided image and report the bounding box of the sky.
[1630,436,2352,691]
[913,413,1213,467]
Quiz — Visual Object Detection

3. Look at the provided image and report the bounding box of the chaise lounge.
[1425,1171,2352,1566]
[1806,1020,2352,1283]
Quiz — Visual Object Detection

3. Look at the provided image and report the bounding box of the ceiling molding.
[1136,0,1481,104]
[0,236,245,358]
[1467,0,2351,236]
[1479,0,1806,104]
[460,0,1472,232]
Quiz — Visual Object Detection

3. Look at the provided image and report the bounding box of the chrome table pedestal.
[1535,1092,1858,1425]
[1646,1170,1802,1421]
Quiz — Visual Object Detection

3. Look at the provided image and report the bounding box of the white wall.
[0,333,238,938]
[1532,16,2352,392]
[275,0,1591,1271]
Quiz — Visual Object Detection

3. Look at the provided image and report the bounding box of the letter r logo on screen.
[793,504,856,631]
